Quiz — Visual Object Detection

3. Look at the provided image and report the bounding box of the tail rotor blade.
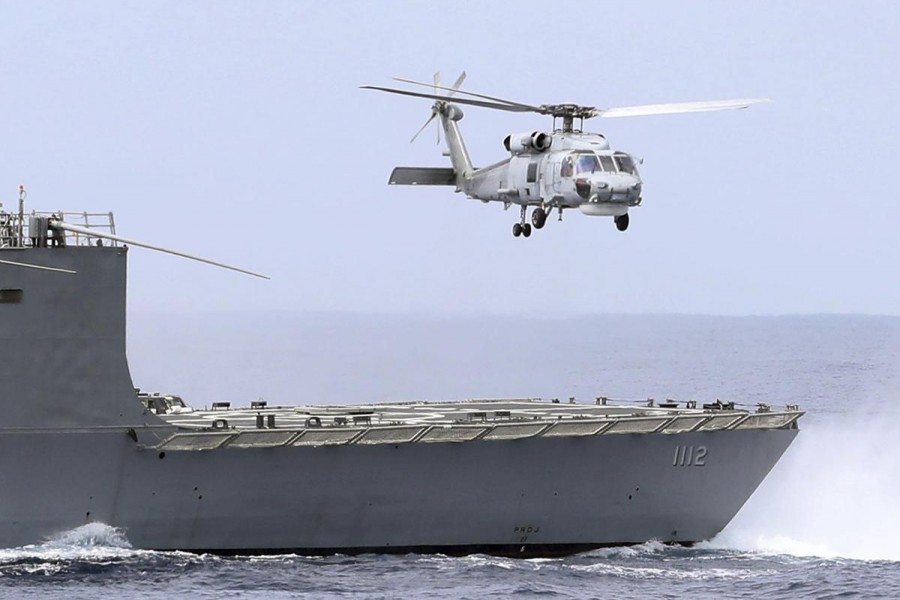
[410,112,437,144]
[447,71,466,98]
[433,72,442,145]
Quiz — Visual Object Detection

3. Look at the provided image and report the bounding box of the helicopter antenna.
[48,219,270,280]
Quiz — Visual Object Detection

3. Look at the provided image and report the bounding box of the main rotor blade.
[0,258,76,274]
[361,85,536,113]
[390,77,540,110]
[596,98,771,118]
[49,220,270,280]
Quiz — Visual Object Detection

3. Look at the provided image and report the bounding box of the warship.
[0,195,803,557]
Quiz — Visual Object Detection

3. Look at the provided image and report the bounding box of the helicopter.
[363,73,768,238]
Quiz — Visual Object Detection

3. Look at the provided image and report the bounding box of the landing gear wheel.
[615,213,630,232]
[522,223,532,237]
[512,223,523,237]
[531,208,547,229]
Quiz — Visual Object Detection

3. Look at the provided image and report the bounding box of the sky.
[2,1,899,316]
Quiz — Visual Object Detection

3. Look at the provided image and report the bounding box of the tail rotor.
[408,71,466,145]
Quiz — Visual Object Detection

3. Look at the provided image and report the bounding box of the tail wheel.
[522,223,532,237]
[512,223,523,237]
[615,213,630,232]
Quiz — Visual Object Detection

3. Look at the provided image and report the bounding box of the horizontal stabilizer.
[389,167,457,186]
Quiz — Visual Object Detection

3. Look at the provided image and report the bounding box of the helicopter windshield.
[562,152,631,177]
[615,154,637,175]
[598,155,616,172]
[575,154,600,174]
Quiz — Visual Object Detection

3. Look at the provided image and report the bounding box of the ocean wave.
[0,523,204,581]
[577,540,668,559]
[0,523,138,564]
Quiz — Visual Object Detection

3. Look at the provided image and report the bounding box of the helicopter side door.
[546,153,564,196]
[508,155,543,203]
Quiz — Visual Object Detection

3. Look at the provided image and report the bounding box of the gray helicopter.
[363,73,768,237]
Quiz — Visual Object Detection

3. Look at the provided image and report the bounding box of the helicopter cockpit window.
[575,154,600,174]
[560,156,575,177]
[615,155,636,175]
[598,155,616,172]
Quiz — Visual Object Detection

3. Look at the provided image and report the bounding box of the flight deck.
[141,394,804,451]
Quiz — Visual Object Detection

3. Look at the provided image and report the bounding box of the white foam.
[708,404,900,562]
[45,522,132,549]
[0,523,141,564]
[580,540,668,559]
[568,562,768,581]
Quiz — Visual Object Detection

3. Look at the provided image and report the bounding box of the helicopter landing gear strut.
[513,206,532,238]
[514,206,549,238]
[615,213,630,232]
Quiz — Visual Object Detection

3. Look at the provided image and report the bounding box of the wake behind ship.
[0,203,802,556]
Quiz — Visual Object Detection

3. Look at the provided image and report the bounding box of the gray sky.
[2,1,897,316]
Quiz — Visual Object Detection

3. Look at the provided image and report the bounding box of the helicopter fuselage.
[463,131,642,219]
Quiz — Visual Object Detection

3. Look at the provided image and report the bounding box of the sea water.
[2,314,898,599]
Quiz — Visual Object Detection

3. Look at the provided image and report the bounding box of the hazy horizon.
[126,311,900,410]
[131,307,900,318]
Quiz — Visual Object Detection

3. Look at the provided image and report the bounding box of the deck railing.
[0,211,116,248]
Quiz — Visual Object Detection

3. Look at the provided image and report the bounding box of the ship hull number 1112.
[673,445,707,467]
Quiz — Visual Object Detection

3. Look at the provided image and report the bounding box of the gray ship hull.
[0,243,801,556]
[0,427,796,555]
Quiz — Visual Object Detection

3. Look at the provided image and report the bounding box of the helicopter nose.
[611,175,641,202]
[587,175,641,203]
